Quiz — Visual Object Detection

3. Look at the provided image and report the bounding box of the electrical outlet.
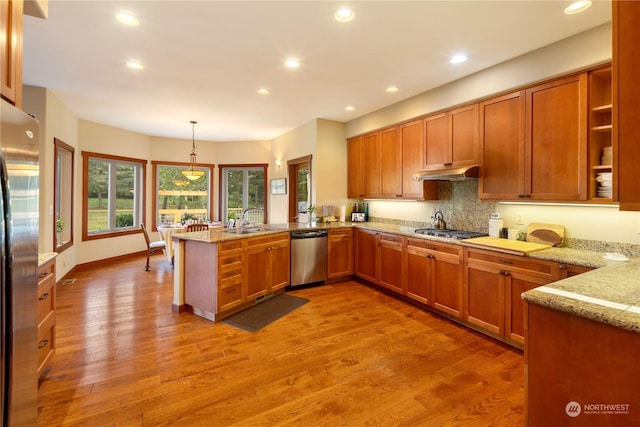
[515,212,524,225]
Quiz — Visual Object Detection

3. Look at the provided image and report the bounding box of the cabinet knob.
[38,339,49,349]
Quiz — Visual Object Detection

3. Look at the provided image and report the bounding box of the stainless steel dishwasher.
[290,229,328,286]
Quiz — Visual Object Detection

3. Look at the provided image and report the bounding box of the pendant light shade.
[182,121,205,180]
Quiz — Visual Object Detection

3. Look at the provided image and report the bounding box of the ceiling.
[22,1,611,142]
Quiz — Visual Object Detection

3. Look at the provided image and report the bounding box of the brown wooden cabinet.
[406,238,463,318]
[363,132,381,198]
[380,127,402,198]
[1,0,23,107]
[37,257,56,378]
[614,0,640,211]
[246,232,290,299]
[347,136,365,198]
[480,73,588,201]
[400,120,439,200]
[354,228,405,292]
[588,65,614,202]
[424,104,478,170]
[327,228,353,280]
[464,248,556,346]
[185,233,290,320]
[377,233,404,293]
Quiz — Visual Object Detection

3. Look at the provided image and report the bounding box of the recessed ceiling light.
[116,12,138,26]
[126,60,144,70]
[564,0,592,14]
[385,86,399,93]
[335,8,354,22]
[450,54,468,64]
[257,88,270,95]
[345,106,355,111]
[285,58,300,68]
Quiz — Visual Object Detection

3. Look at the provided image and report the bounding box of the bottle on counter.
[364,203,369,221]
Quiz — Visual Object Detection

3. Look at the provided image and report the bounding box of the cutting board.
[526,223,565,246]
[461,236,552,256]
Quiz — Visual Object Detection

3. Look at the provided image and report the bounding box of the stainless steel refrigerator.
[0,98,39,426]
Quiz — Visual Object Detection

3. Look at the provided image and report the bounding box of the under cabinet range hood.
[411,165,479,181]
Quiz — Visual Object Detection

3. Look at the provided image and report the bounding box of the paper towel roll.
[339,205,346,222]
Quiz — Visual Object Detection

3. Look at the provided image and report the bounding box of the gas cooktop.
[414,228,488,240]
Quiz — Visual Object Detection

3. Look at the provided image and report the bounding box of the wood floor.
[38,254,524,426]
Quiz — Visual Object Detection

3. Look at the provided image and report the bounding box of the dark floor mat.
[221,293,309,332]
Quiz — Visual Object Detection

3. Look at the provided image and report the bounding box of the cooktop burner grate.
[414,228,488,240]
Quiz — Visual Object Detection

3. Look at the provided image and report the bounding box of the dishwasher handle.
[290,229,328,239]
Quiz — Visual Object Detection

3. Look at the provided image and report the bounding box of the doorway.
[287,155,312,223]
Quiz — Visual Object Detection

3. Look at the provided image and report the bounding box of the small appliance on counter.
[488,213,503,238]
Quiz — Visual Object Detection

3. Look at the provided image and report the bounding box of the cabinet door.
[406,244,432,305]
[431,248,463,318]
[245,243,270,300]
[363,132,381,198]
[380,127,402,198]
[347,136,365,198]
[327,228,353,279]
[0,0,23,107]
[479,91,525,200]
[614,1,640,210]
[267,237,290,291]
[354,228,377,283]
[424,113,449,169]
[465,260,504,335]
[377,233,404,293]
[525,74,588,200]
[505,272,552,344]
[450,104,478,167]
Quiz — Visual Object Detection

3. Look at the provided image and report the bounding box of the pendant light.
[181,120,205,181]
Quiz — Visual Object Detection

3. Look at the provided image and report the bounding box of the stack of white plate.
[596,172,612,198]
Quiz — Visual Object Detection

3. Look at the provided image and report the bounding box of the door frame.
[287,155,312,223]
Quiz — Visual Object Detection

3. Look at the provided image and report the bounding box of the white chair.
[141,223,166,271]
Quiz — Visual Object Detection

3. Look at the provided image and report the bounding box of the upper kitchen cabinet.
[347,122,438,200]
[588,65,614,202]
[423,104,478,170]
[614,0,640,211]
[480,73,588,201]
[347,136,365,198]
[1,0,23,108]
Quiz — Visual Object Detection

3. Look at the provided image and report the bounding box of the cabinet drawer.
[219,253,243,268]
[38,261,55,286]
[466,249,553,276]
[407,238,461,256]
[37,279,55,326]
[219,265,242,281]
[218,281,242,309]
[379,233,403,244]
[37,317,55,376]
[219,240,243,253]
[329,228,353,239]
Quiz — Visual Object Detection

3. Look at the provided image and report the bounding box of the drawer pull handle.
[39,272,49,279]
[498,259,513,265]
[225,288,236,294]
[558,265,566,270]
[38,339,49,349]
[39,293,49,301]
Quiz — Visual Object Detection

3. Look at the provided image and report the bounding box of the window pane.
[221,166,266,223]
[225,169,244,220]
[88,159,109,233]
[115,163,135,228]
[156,165,210,225]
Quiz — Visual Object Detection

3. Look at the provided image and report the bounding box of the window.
[54,138,74,252]
[219,165,267,223]
[287,155,312,223]
[151,162,214,228]
[82,152,146,240]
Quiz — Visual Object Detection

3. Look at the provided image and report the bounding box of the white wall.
[23,86,79,279]
[315,119,347,216]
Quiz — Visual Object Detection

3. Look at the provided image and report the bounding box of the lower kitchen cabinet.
[464,248,555,346]
[406,238,464,318]
[354,228,405,294]
[37,257,56,378]
[246,232,290,299]
[327,228,353,279]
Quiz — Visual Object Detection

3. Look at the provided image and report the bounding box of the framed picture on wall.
[270,178,287,195]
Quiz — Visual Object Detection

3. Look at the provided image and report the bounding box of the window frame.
[218,164,268,224]
[81,151,146,240]
[151,161,215,230]
[53,138,74,253]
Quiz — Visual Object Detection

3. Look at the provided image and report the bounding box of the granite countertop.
[38,252,57,267]
[173,221,640,332]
